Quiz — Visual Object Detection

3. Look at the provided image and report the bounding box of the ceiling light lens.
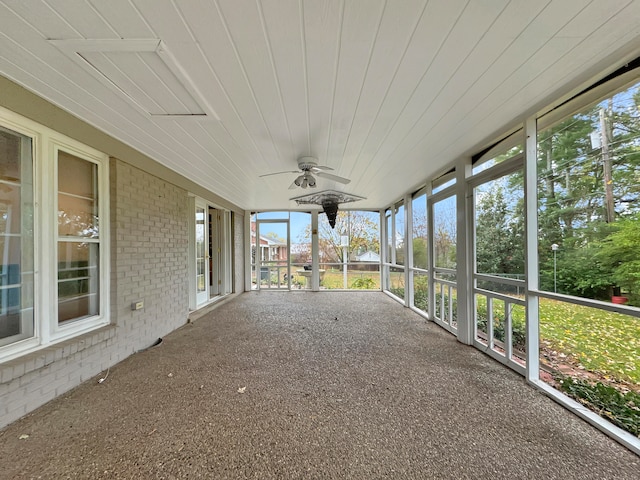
[308,175,316,187]
[294,175,304,186]
[301,178,308,188]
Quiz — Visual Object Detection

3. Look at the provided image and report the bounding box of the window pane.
[411,192,428,269]
[58,242,99,322]
[57,150,101,323]
[58,151,98,238]
[0,126,34,346]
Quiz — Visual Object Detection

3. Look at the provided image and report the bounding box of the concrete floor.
[0,291,638,479]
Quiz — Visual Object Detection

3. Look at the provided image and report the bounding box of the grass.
[316,269,381,289]
[539,299,640,384]
[474,295,640,385]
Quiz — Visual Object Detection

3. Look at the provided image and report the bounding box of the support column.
[311,210,319,291]
[456,157,473,345]
[525,116,540,382]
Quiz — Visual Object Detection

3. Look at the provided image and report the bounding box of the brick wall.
[110,159,190,355]
[0,159,192,429]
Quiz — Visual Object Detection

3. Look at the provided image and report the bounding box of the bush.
[351,277,376,289]
[476,299,526,351]
[556,375,640,437]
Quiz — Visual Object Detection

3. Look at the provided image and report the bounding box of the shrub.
[351,277,376,289]
[556,375,640,437]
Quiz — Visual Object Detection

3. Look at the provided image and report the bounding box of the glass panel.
[433,196,456,269]
[196,207,205,293]
[0,126,34,345]
[0,185,21,234]
[411,192,428,270]
[0,127,23,182]
[58,151,98,238]
[58,242,99,322]
[58,194,98,237]
[537,80,640,306]
[57,149,100,323]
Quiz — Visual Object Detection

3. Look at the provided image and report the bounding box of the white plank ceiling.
[1,0,640,210]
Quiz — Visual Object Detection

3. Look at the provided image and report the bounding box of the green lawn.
[539,299,640,384]
[475,295,640,385]
[319,269,381,289]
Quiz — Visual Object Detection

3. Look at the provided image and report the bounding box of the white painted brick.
[1,159,237,429]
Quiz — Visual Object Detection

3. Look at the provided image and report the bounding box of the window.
[0,107,109,360]
[57,151,100,323]
[0,126,34,348]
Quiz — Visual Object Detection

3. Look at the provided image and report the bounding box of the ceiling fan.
[260,156,351,189]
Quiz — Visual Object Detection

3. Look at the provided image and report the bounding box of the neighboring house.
[354,251,380,263]
[250,222,288,262]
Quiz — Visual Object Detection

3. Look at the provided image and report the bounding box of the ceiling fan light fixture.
[301,177,308,188]
[294,175,304,187]
[307,175,316,188]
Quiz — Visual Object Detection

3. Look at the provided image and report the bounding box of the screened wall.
[381,69,640,452]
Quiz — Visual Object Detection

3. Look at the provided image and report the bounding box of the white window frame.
[0,106,110,362]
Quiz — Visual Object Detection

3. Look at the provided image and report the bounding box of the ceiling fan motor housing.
[297,156,319,170]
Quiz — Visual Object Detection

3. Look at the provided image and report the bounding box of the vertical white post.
[456,157,473,344]
[311,210,319,291]
[427,191,435,320]
[525,116,540,382]
[244,211,252,292]
[405,193,412,308]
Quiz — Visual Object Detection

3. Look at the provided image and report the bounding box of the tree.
[475,183,524,277]
[597,214,640,305]
[300,211,380,264]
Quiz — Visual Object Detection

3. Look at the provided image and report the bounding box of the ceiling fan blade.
[259,170,299,178]
[310,165,334,172]
[315,171,351,184]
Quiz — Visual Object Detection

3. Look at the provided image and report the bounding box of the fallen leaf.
[238,386,246,394]
[19,434,29,440]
